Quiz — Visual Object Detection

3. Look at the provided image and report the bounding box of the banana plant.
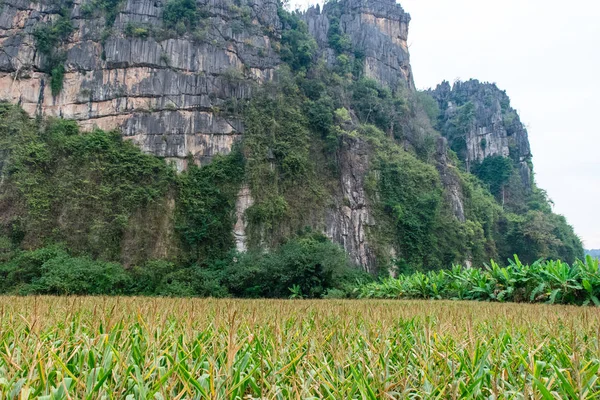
[541,260,583,304]
[577,256,600,306]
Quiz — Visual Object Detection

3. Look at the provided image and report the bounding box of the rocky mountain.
[0,0,583,273]
[429,81,531,176]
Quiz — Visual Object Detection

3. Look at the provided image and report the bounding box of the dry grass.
[1,297,599,398]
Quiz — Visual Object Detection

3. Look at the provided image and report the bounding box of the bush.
[350,78,407,137]
[277,8,317,71]
[0,246,130,295]
[32,255,130,295]
[128,260,176,295]
[327,16,352,54]
[376,148,443,269]
[163,0,198,31]
[175,151,245,263]
[472,155,513,199]
[0,246,66,293]
[223,231,364,298]
[0,232,366,298]
[124,22,150,38]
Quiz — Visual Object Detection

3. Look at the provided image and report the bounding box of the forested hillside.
[0,0,583,296]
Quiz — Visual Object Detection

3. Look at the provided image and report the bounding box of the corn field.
[357,256,600,305]
[1,296,600,398]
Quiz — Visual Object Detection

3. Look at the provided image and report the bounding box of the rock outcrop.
[429,80,532,180]
[434,137,465,222]
[303,0,413,90]
[0,0,413,171]
[325,135,376,272]
[0,0,418,271]
[0,0,280,170]
[234,184,253,252]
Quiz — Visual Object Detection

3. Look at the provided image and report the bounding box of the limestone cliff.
[429,80,533,192]
[0,0,413,169]
[0,0,280,170]
[0,0,581,271]
[303,0,413,89]
[0,0,418,270]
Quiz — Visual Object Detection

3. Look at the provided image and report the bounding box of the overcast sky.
[294,0,600,249]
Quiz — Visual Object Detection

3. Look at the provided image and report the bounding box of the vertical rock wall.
[303,0,413,90]
[325,135,376,273]
[0,0,280,169]
[430,80,532,174]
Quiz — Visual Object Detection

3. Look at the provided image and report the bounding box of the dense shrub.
[0,232,366,298]
[32,255,130,295]
[0,246,130,295]
[350,78,408,138]
[241,72,326,246]
[277,9,317,71]
[223,231,366,298]
[176,151,245,263]
[2,116,175,261]
[327,16,352,54]
[472,155,513,199]
[163,0,198,31]
[376,148,443,268]
[499,210,584,265]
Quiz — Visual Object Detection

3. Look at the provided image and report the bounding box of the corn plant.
[1,297,600,398]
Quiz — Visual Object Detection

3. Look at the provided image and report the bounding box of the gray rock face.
[234,184,253,252]
[325,135,376,272]
[303,0,413,90]
[0,0,279,169]
[429,80,532,174]
[435,137,465,222]
[0,148,7,185]
[1,0,415,168]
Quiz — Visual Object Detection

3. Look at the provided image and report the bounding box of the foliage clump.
[175,151,245,262]
[472,155,513,199]
[0,103,244,266]
[277,9,317,71]
[0,232,364,298]
[163,0,199,31]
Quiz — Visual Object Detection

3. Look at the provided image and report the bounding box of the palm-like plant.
[540,260,583,304]
[356,255,600,306]
[576,255,600,305]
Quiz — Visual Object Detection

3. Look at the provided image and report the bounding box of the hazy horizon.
[293,0,600,249]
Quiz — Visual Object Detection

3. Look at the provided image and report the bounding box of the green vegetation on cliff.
[0,84,584,296]
[0,3,584,297]
[32,2,74,96]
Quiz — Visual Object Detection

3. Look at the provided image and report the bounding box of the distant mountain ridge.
[586,249,600,259]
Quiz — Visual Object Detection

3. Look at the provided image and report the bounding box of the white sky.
[293,0,600,249]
